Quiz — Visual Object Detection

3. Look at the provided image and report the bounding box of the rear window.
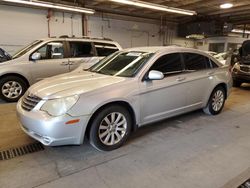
[183,53,210,71]
[94,42,119,57]
[69,41,94,57]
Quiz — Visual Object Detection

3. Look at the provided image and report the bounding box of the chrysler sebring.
[17,46,232,151]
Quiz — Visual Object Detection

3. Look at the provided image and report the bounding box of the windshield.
[89,51,154,77]
[12,40,43,59]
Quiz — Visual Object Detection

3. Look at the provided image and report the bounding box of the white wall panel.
[0,5,82,54]
[87,16,164,48]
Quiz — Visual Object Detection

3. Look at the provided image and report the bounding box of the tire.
[89,105,132,151]
[203,86,226,115]
[233,80,242,87]
[0,76,28,102]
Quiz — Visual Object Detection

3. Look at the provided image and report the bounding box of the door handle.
[68,61,74,65]
[61,61,69,66]
[176,77,186,82]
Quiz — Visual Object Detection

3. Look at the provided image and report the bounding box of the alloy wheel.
[2,81,22,99]
[98,112,127,146]
[212,90,224,112]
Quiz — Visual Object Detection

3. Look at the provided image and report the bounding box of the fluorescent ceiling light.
[2,0,95,14]
[220,3,233,9]
[232,29,250,34]
[186,34,204,39]
[110,0,196,16]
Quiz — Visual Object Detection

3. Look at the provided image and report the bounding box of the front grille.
[240,66,250,72]
[21,93,41,111]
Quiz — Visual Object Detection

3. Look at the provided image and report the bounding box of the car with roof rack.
[0,36,122,102]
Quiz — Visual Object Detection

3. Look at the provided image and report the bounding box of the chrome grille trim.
[21,93,41,111]
[240,66,250,72]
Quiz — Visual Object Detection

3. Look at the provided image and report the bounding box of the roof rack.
[58,35,113,41]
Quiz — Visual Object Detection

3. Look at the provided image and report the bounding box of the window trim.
[181,52,211,72]
[29,40,67,61]
[142,52,184,81]
[66,41,97,58]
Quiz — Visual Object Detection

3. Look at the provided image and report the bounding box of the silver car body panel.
[17,46,232,146]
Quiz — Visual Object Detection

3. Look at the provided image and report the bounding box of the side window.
[69,42,94,58]
[94,42,119,56]
[150,53,183,76]
[34,42,64,60]
[183,53,210,71]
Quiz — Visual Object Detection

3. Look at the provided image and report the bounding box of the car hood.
[28,71,126,99]
[0,48,11,63]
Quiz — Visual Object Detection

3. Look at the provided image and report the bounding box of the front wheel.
[0,76,28,102]
[89,105,132,151]
[203,86,226,115]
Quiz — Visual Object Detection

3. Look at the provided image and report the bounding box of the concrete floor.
[0,86,250,188]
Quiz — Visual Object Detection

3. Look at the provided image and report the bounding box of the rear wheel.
[0,76,28,102]
[203,86,226,115]
[89,105,132,151]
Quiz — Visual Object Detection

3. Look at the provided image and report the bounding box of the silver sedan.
[16,46,232,151]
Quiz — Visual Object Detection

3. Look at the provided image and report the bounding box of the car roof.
[123,46,208,55]
[39,37,121,46]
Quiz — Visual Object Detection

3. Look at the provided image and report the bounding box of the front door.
[30,41,69,82]
[139,53,188,124]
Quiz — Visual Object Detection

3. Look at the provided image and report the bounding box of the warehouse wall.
[0,4,194,54]
[0,5,82,54]
[87,15,166,48]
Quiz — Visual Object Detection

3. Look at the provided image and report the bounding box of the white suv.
[0,36,122,102]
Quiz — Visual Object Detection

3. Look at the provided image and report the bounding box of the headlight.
[41,95,79,116]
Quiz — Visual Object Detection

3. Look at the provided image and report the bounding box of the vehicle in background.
[206,51,227,65]
[0,36,122,102]
[17,46,232,151]
[0,48,11,63]
[232,40,250,87]
[213,52,228,65]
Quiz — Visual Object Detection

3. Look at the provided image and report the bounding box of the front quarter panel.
[0,59,32,84]
[68,79,140,124]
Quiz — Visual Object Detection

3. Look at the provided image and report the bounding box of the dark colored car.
[0,48,11,63]
[232,40,250,87]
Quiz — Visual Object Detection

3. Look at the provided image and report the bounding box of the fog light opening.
[42,136,52,145]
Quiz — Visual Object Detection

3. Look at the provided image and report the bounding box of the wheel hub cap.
[98,112,127,146]
[2,81,22,99]
[212,90,224,112]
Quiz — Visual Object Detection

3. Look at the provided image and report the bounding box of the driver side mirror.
[147,70,164,80]
[31,52,41,61]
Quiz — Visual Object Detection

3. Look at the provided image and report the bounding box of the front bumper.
[16,99,90,146]
[232,67,250,83]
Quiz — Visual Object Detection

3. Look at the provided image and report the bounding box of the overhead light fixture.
[231,29,250,34]
[110,0,196,16]
[2,0,95,14]
[186,34,205,39]
[220,3,233,9]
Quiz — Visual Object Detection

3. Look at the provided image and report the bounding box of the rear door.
[67,41,99,70]
[181,52,214,108]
